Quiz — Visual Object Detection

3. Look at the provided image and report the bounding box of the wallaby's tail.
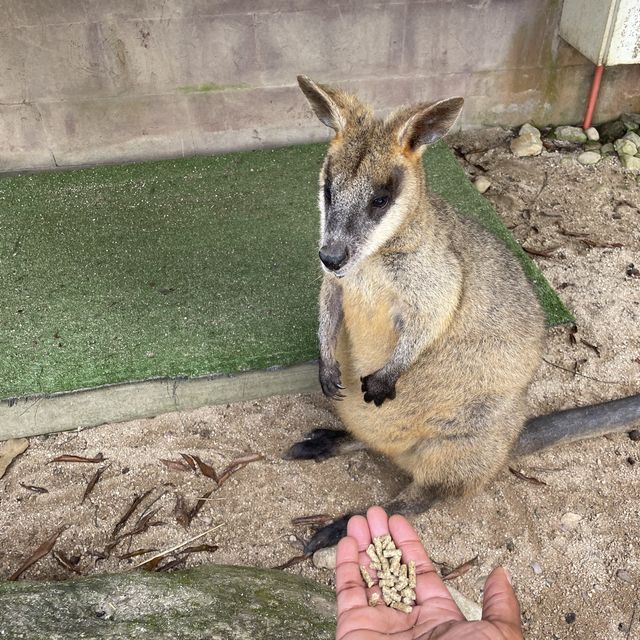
[515,394,640,457]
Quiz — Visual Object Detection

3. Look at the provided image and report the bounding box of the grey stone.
[622,115,639,131]
[584,141,602,151]
[518,123,541,138]
[554,126,587,143]
[620,154,640,170]
[0,565,337,639]
[614,138,638,157]
[622,131,640,148]
[313,546,337,570]
[510,132,543,157]
[584,127,599,141]
[474,176,492,193]
[577,151,601,165]
[560,512,583,530]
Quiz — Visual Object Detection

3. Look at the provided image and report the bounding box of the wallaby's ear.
[297,75,347,132]
[397,97,464,154]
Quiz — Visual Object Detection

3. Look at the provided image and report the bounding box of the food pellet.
[359,535,417,613]
[360,565,375,588]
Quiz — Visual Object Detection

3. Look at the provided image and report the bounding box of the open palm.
[335,507,523,640]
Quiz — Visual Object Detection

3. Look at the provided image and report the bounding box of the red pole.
[582,64,604,130]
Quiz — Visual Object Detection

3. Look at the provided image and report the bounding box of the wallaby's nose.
[319,245,349,271]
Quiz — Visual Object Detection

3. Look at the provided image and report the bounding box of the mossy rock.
[0,565,337,639]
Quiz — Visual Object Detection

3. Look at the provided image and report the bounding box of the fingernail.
[503,568,513,585]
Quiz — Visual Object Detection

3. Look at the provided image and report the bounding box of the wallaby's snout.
[319,243,349,272]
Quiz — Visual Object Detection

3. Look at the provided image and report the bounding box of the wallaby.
[285,76,640,553]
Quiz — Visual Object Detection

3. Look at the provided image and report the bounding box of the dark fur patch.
[283,428,351,462]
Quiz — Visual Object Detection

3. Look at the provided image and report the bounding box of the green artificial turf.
[0,142,571,398]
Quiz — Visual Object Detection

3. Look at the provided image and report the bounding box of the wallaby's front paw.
[319,360,344,400]
[361,370,397,406]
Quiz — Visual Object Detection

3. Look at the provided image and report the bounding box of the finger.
[388,514,463,618]
[366,506,391,539]
[481,567,522,632]
[336,536,368,613]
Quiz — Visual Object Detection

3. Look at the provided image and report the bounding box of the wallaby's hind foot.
[303,513,354,554]
[283,428,365,462]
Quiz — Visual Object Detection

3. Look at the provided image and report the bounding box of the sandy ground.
[1,132,640,639]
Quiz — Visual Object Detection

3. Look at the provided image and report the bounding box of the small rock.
[623,131,640,148]
[629,429,640,441]
[506,539,515,552]
[627,264,640,278]
[584,127,599,141]
[622,114,640,131]
[474,176,491,193]
[510,132,543,157]
[577,151,601,165]
[312,546,337,570]
[584,141,602,151]
[519,123,541,138]
[600,142,615,155]
[560,512,583,530]
[623,112,640,125]
[554,125,587,143]
[614,138,638,156]
[627,456,636,466]
[620,154,640,170]
[598,119,627,143]
[616,568,634,584]
[531,562,543,575]
[445,584,482,621]
[565,612,577,624]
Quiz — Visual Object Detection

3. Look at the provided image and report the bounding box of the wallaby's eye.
[324,183,332,206]
[371,195,390,209]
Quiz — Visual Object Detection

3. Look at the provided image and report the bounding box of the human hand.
[335,507,523,640]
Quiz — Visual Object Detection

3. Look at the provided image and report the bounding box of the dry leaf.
[19,483,48,494]
[291,514,333,527]
[509,467,548,486]
[218,453,264,486]
[8,526,67,580]
[0,438,29,478]
[442,555,478,581]
[160,459,191,472]
[188,490,213,522]
[174,494,191,530]
[118,548,157,560]
[112,489,154,538]
[82,464,110,504]
[180,453,197,471]
[53,550,82,575]
[191,455,218,482]
[51,453,105,464]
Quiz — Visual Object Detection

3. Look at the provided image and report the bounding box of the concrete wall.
[1,0,639,172]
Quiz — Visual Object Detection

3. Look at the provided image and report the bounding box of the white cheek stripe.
[359,186,413,260]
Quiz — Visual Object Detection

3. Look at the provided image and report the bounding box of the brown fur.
[298,76,545,507]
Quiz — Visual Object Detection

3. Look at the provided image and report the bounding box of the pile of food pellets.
[359,534,417,614]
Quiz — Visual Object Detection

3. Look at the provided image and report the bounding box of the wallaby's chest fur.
[339,263,398,375]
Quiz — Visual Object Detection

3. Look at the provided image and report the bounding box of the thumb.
[481,567,522,634]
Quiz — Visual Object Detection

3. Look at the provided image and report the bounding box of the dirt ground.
[1,131,639,639]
